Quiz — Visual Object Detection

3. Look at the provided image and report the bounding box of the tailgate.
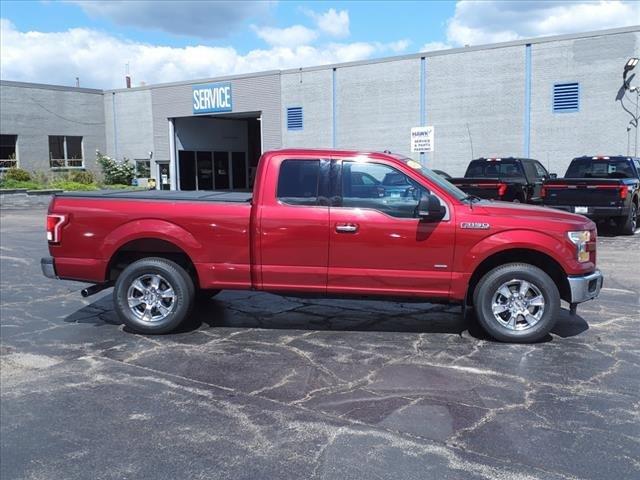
[450,177,505,199]
[542,179,624,207]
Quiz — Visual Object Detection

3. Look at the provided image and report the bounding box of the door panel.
[231,152,247,189]
[260,205,329,291]
[178,150,196,190]
[328,160,455,298]
[196,151,213,190]
[214,151,230,189]
[329,209,454,297]
[259,158,329,292]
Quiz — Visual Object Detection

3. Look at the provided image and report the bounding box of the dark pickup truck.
[542,156,640,235]
[450,157,552,203]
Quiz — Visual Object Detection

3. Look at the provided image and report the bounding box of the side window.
[341,161,428,218]
[533,161,549,178]
[277,159,320,206]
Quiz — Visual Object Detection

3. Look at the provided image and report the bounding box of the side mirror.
[417,193,446,221]
[549,173,558,179]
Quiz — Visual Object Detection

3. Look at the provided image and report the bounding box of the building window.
[135,159,151,178]
[49,135,84,168]
[0,135,18,169]
[553,82,579,113]
[286,107,303,130]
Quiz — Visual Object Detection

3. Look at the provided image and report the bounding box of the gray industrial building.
[1,26,638,191]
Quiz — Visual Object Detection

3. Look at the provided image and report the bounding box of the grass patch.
[0,179,44,190]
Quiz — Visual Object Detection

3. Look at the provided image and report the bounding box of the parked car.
[542,156,640,235]
[42,149,603,343]
[432,169,452,179]
[450,157,553,203]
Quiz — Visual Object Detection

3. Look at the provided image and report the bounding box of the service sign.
[192,82,232,114]
[411,126,434,153]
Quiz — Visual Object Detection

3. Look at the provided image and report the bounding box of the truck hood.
[475,200,595,229]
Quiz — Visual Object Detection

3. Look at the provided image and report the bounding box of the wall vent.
[553,82,579,113]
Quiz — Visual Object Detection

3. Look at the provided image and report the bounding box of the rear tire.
[617,202,637,235]
[113,257,195,334]
[473,263,559,343]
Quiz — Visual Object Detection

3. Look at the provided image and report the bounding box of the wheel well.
[466,249,570,305]
[106,238,200,288]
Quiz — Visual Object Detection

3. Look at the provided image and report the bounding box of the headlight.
[568,230,591,263]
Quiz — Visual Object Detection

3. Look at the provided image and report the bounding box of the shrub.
[69,170,95,185]
[4,168,32,182]
[50,180,99,191]
[96,152,135,185]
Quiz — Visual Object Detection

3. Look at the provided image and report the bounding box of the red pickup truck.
[42,149,603,343]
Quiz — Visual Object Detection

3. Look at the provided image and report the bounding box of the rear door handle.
[335,223,358,233]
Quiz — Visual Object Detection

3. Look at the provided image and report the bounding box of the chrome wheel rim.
[491,279,545,331]
[127,274,176,323]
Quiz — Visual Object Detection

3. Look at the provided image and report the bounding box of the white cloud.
[0,19,408,89]
[446,0,640,46]
[306,8,350,38]
[386,39,412,53]
[70,0,272,38]
[420,41,452,53]
[251,24,318,47]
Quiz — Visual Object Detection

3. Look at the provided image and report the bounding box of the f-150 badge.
[460,222,490,229]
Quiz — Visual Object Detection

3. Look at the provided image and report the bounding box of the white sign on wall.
[411,126,434,153]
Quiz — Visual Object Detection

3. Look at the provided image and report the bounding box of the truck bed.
[57,190,253,203]
[48,190,253,286]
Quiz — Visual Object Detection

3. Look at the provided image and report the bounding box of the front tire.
[113,257,195,334]
[474,263,559,343]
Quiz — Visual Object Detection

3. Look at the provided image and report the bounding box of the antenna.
[75,77,80,87]
[466,123,474,159]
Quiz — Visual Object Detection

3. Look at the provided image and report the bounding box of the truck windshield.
[565,158,635,179]
[396,156,468,201]
[465,159,525,178]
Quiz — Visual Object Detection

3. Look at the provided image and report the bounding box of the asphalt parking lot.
[1,194,639,480]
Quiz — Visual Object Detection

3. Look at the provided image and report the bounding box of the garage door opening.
[174,113,261,191]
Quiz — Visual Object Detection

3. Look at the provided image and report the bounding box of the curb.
[26,189,64,195]
[0,189,29,194]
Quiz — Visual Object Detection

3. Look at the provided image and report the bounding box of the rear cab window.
[565,157,635,179]
[465,159,526,179]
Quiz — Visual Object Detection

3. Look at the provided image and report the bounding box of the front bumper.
[567,269,603,304]
[41,257,58,279]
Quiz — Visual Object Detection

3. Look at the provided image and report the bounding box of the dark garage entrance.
[175,114,261,191]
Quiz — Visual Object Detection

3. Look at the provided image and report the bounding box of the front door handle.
[335,223,359,233]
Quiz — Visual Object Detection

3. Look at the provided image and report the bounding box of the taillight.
[497,183,507,197]
[619,186,628,200]
[46,214,67,244]
[540,185,547,198]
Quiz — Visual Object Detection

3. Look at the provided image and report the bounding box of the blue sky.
[0,1,637,88]
[1,1,455,51]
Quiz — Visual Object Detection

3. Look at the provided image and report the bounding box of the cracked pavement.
[1,194,639,479]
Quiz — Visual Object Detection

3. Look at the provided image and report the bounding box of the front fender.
[460,229,575,274]
[100,219,203,262]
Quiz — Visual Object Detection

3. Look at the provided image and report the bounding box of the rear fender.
[100,219,203,263]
